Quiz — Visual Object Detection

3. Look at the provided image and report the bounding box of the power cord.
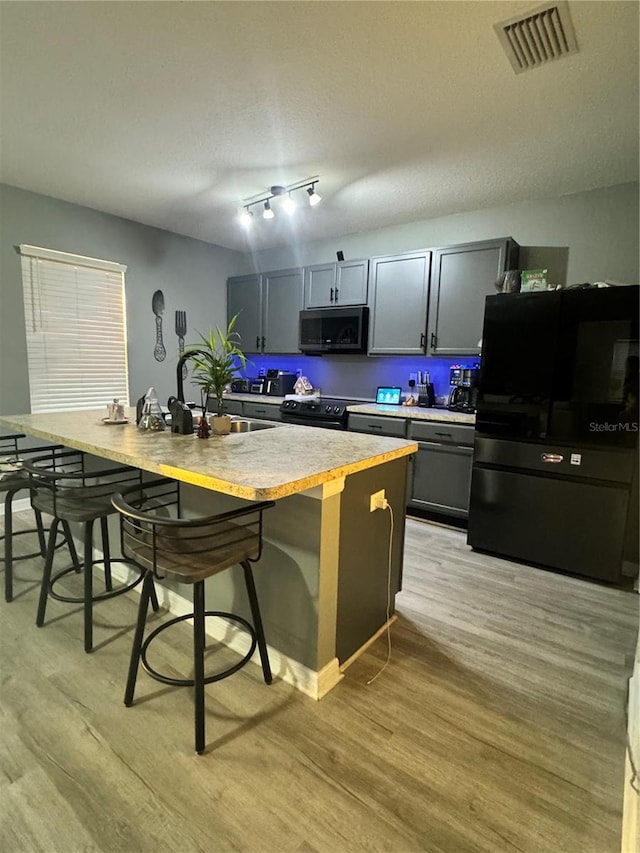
[366,502,394,686]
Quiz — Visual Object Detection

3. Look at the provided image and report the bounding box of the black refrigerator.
[467,285,639,582]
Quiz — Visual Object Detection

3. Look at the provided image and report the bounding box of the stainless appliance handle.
[541,452,564,463]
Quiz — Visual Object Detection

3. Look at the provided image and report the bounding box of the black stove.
[279,397,353,430]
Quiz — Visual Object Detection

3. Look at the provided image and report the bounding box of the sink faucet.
[176,348,206,402]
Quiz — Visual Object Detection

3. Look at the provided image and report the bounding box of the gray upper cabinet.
[227,274,262,353]
[368,251,431,355]
[228,268,303,354]
[427,238,519,357]
[304,259,368,308]
[263,267,304,353]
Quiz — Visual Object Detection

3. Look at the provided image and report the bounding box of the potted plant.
[185,314,246,435]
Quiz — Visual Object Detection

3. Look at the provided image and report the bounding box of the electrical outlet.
[369,489,387,512]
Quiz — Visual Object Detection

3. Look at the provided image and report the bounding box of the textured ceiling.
[0,1,638,252]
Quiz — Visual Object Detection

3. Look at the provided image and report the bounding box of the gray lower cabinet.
[427,238,519,357]
[221,399,244,416]
[227,268,303,354]
[408,421,474,519]
[368,251,431,355]
[304,259,369,308]
[347,413,407,437]
[243,400,282,421]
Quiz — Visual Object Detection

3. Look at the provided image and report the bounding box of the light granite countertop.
[346,403,475,425]
[0,410,417,502]
[222,393,475,425]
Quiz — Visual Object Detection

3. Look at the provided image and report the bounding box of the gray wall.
[0,183,246,415]
[2,181,638,414]
[248,182,640,287]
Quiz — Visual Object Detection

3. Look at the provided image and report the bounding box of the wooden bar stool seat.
[111,493,275,755]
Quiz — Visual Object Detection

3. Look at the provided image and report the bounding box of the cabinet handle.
[256,336,260,350]
[431,332,437,350]
[541,452,563,463]
[420,333,425,349]
[330,287,334,303]
[335,287,339,302]
[261,336,266,351]
[435,431,452,437]
[368,424,383,430]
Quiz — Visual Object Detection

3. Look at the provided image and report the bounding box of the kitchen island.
[0,410,417,699]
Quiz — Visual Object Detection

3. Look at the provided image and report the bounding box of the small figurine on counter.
[197,415,211,439]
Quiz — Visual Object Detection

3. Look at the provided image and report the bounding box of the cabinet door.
[227,274,263,353]
[369,252,430,355]
[428,238,519,357]
[304,263,337,308]
[262,268,304,353]
[335,259,369,306]
[409,442,473,518]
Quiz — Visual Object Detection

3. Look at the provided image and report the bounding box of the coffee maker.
[447,364,480,412]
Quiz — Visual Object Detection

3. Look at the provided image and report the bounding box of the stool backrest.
[111,494,275,580]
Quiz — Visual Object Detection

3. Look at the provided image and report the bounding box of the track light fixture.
[238,176,322,227]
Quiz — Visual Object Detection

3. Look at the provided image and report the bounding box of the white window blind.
[19,245,129,413]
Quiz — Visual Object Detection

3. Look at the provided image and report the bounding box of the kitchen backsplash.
[238,354,459,402]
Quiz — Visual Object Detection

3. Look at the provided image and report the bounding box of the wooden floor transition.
[0,509,637,853]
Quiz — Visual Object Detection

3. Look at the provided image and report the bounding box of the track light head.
[307,185,321,207]
[282,193,296,215]
[239,207,253,229]
[263,200,274,220]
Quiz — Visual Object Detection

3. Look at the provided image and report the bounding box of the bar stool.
[1,433,69,602]
[24,450,173,652]
[111,492,275,755]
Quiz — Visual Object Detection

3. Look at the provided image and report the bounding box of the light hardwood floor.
[1,509,637,853]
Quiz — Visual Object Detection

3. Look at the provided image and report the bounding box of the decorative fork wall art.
[175,309,188,379]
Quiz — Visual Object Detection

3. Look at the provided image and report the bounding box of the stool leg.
[150,580,160,613]
[100,516,113,591]
[193,579,206,755]
[33,508,47,557]
[124,570,154,707]
[61,521,82,573]
[242,561,272,685]
[36,517,60,626]
[84,520,94,653]
[4,491,14,602]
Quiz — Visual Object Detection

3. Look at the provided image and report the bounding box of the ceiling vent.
[495,1,579,74]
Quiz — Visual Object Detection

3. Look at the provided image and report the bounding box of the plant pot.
[210,414,232,436]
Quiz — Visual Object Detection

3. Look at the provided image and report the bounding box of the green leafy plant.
[185,314,246,416]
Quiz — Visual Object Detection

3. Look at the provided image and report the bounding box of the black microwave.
[299,306,369,354]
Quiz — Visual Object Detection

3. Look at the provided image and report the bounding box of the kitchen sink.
[229,418,280,433]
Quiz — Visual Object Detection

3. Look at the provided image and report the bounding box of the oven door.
[281,414,346,430]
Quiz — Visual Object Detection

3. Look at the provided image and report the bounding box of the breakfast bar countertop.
[0,410,417,502]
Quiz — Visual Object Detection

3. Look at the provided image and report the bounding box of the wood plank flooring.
[0,510,637,853]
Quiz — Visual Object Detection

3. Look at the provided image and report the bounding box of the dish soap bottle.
[138,386,165,432]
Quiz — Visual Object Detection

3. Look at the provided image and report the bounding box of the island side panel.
[179,485,339,675]
[336,457,409,665]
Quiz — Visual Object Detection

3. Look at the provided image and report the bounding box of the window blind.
[19,245,129,413]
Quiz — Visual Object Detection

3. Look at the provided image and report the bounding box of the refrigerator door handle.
[541,452,564,464]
